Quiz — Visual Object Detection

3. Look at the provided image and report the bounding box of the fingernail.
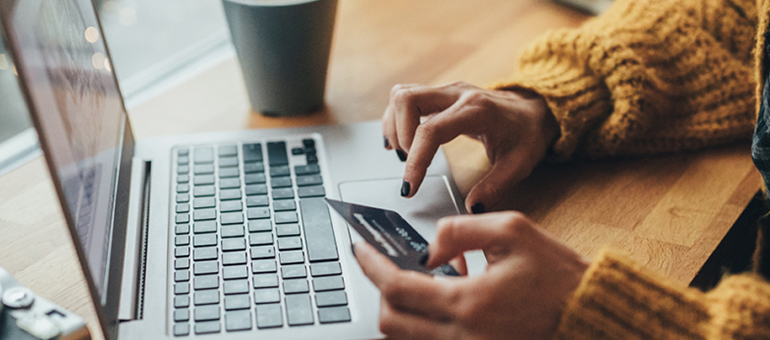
[471,203,485,214]
[396,149,407,162]
[383,136,389,148]
[400,180,411,197]
[419,252,430,267]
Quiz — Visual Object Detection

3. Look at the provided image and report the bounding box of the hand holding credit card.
[325,198,460,276]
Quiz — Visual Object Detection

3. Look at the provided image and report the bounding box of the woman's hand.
[354,212,589,340]
[382,81,557,213]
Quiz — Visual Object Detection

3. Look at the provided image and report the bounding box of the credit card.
[325,198,459,276]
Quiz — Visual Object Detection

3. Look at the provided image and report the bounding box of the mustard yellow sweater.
[498,0,770,338]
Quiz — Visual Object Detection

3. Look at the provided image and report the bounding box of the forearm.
[498,0,757,159]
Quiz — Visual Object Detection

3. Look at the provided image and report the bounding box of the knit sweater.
[496,0,770,338]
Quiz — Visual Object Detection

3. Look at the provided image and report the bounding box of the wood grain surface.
[0,1,759,339]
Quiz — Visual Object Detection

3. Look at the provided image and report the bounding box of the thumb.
[465,152,533,214]
[426,213,517,269]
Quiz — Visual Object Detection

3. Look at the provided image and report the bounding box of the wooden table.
[0,0,759,339]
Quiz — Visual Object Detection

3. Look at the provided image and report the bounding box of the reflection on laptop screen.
[4,0,126,298]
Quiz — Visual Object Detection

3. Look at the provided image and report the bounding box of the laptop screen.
[2,0,126,299]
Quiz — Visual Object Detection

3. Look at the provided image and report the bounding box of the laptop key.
[224,294,250,311]
[300,198,339,262]
[194,148,214,164]
[176,184,189,193]
[194,290,220,305]
[194,321,220,335]
[173,323,189,336]
[246,195,269,207]
[291,147,304,155]
[283,279,309,294]
[175,270,190,282]
[193,209,216,221]
[316,291,348,307]
[193,275,219,290]
[221,225,245,238]
[221,212,244,225]
[177,174,189,183]
[273,200,296,211]
[251,260,277,274]
[223,265,248,280]
[303,138,315,148]
[175,235,190,246]
[218,145,238,157]
[178,148,189,156]
[296,175,323,187]
[224,280,249,295]
[244,162,264,174]
[193,234,217,247]
[194,175,215,185]
[176,203,190,213]
[193,247,217,261]
[298,186,325,198]
[193,197,215,209]
[178,156,189,165]
[223,252,247,265]
[269,165,290,177]
[250,246,275,260]
[194,305,220,321]
[175,214,190,224]
[253,274,279,288]
[219,168,240,178]
[281,264,307,279]
[174,309,189,322]
[193,164,214,175]
[174,295,190,308]
[248,220,272,233]
[175,246,190,257]
[313,276,345,292]
[193,185,215,197]
[294,164,320,176]
[271,188,294,200]
[222,238,247,252]
[256,304,283,329]
[310,262,342,277]
[253,289,280,304]
[225,310,253,332]
[267,142,288,166]
[175,282,190,295]
[193,261,218,275]
[274,211,298,224]
[175,258,190,270]
[306,154,318,164]
[277,237,303,251]
[276,224,300,237]
[193,221,217,234]
[245,173,266,184]
[247,208,270,220]
[177,165,189,174]
[219,189,242,201]
[270,177,292,188]
[249,232,273,246]
[219,157,238,168]
[318,306,352,324]
[285,294,314,326]
[220,201,243,212]
[176,193,190,203]
[219,178,241,189]
[245,184,268,196]
[243,143,263,163]
[279,250,304,265]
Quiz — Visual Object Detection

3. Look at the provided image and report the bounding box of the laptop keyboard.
[170,138,351,336]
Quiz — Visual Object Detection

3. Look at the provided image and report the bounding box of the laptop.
[0,0,486,339]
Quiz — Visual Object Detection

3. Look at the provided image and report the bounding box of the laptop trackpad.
[339,175,487,276]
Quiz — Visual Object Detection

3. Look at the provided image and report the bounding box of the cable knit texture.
[496,0,757,160]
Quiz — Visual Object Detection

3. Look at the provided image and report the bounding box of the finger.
[379,300,453,340]
[385,84,422,152]
[426,212,530,269]
[401,103,484,197]
[354,242,457,319]
[391,84,464,153]
[449,255,468,276]
[464,150,535,213]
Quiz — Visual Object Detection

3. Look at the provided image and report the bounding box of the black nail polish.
[471,203,485,214]
[396,149,407,162]
[400,180,411,197]
[383,136,389,148]
[419,252,430,267]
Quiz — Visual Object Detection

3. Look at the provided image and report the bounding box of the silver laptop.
[0,0,485,339]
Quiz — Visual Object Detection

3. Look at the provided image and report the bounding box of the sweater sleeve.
[496,0,758,159]
[555,249,770,339]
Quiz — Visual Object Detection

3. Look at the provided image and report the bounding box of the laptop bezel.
[0,0,136,339]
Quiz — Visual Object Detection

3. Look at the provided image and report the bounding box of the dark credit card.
[325,198,459,277]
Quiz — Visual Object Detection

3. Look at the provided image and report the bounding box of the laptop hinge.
[118,160,151,321]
